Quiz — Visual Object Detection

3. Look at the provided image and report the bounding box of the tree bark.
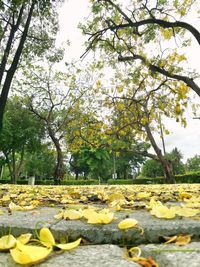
[0,4,25,85]
[145,123,175,183]
[0,3,35,132]
[48,126,64,185]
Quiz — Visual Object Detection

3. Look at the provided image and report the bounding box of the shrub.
[60,179,98,185]
[175,171,200,183]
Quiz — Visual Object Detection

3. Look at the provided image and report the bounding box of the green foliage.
[108,172,200,184]
[23,145,56,179]
[165,147,185,175]
[70,146,112,181]
[0,179,98,185]
[141,148,185,178]
[107,178,164,185]
[175,171,200,183]
[0,96,45,183]
[141,159,164,178]
[60,179,98,185]
[186,155,200,172]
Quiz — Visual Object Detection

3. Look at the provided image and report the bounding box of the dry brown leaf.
[131,256,159,267]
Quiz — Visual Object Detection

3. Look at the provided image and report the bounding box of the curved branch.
[118,55,200,97]
[97,0,200,44]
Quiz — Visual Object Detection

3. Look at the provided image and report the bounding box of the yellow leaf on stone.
[39,227,55,248]
[87,212,101,224]
[108,193,125,202]
[175,235,191,246]
[118,218,138,230]
[171,206,200,217]
[164,234,191,246]
[146,197,162,210]
[179,192,192,201]
[128,246,141,257]
[55,238,81,250]
[10,241,52,265]
[2,195,10,201]
[21,205,35,211]
[0,209,4,215]
[87,211,115,224]
[99,208,110,214]
[63,209,83,220]
[0,235,16,250]
[137,192,151,199]
[17,234,32,245]
[82,208,97,220]
[9,202,23,211]
[164,235,178,244]
[150,205,176,219]
[54,211,64,220]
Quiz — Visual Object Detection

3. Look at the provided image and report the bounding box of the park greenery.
[0,0,200,185]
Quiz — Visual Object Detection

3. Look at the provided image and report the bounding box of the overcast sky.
[57,0,200,162]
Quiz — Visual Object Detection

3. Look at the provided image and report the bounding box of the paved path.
[0,206,200,266]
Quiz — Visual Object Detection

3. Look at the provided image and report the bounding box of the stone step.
[1,243,200,267]
[1,207,199,246]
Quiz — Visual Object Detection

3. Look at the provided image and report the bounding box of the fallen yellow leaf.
[39,227,55,248]
[55,238,81,250]
[63,209,83,220]
[175,235,191,246]
[0,235,16,250]
[118,218,138,230]
[150,205,176,219]
[87,212,115,224]
[17,234,32,245]
[171,206,200,217]
[10,241,52,265]
[137,192,151,199]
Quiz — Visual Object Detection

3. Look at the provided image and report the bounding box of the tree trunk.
[11,150,17,184]
[0,3,35,132]
[75,172,79,180]
[48,126,64,185]
[145,123,175,183]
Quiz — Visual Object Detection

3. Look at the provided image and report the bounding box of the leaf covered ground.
[1,183,200,266]
[0,183,200,219]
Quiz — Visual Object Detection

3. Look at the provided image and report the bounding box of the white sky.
[57,0,200,162]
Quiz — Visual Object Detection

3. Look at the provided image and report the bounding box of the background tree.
[187,155,200,172]
[23,145,56,180]
[80,0,200,182]
[0,0,63,131]
[92,65,189,183]
[0,96,45,183]
[165,147,185,175]
[17,60,90,184]
[141,159,163,178]
[141,148,185,178]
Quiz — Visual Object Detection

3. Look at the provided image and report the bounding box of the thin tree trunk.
[145,123,175,183]
[11,150,17,184]
[16,146,25,179]
[4,152,12,182]
[48,126,64,185]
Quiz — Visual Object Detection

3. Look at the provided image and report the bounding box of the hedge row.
[0,179,98,186]
[1,171,200,185]
[108,171,200,185]
[107,178,164,185]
